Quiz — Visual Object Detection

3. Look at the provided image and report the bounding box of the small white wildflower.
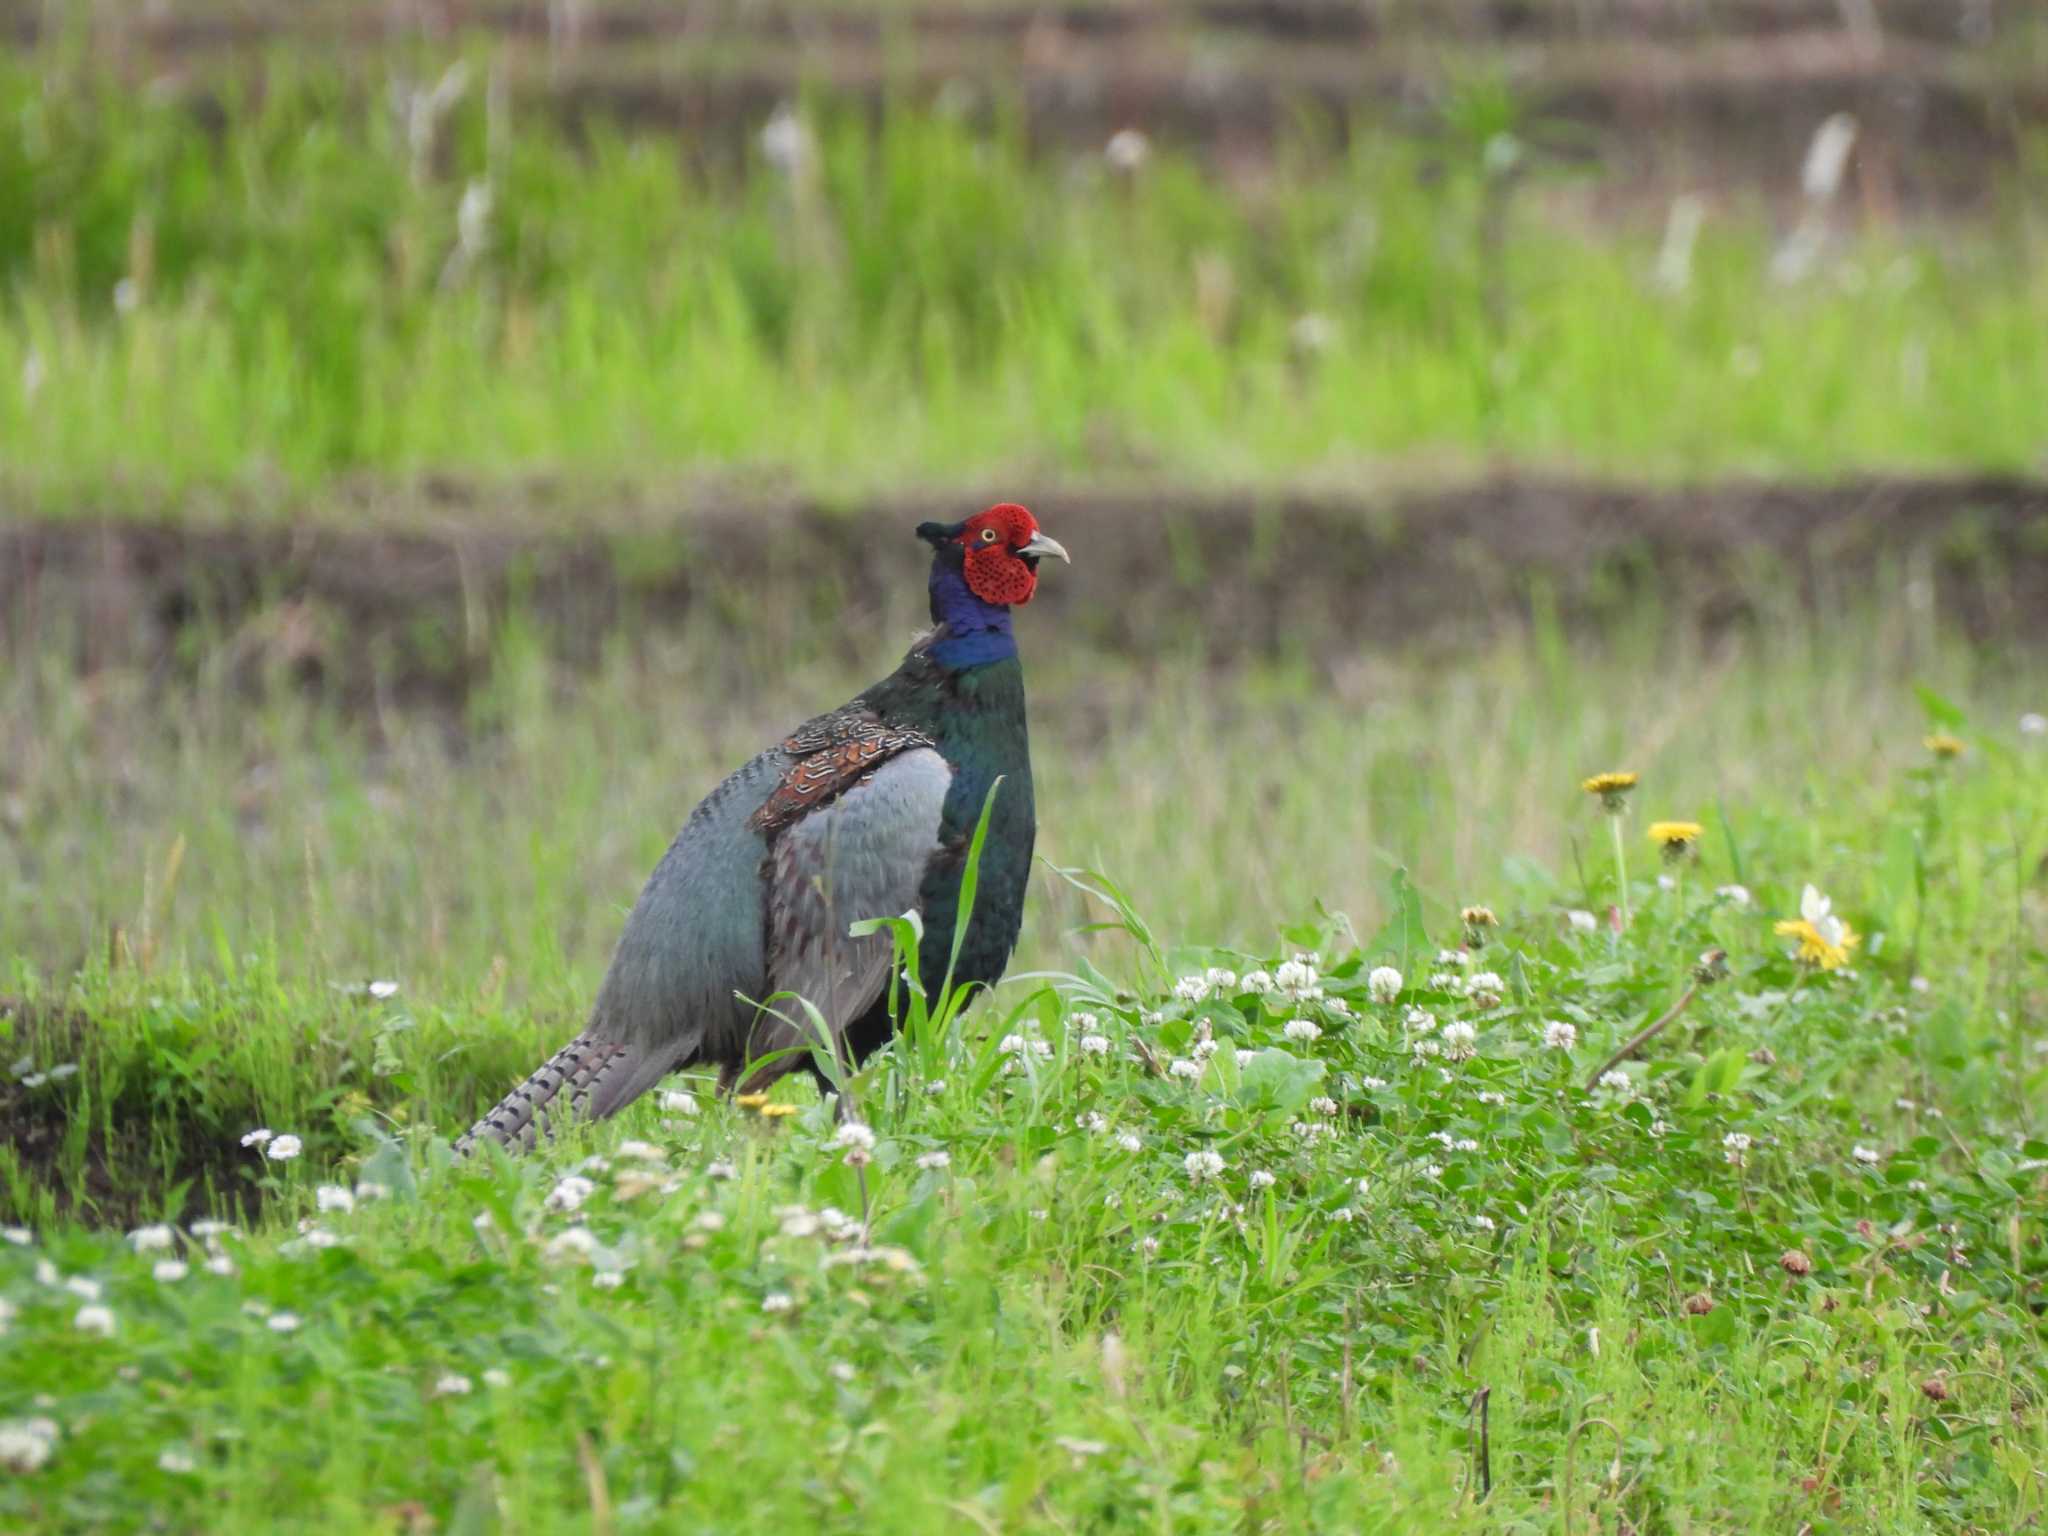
[1172,975,1212,1005]
[240,1129,274,1148]
[190,1219,231,1239]
[1412,1038,1441,1061]
[1567,909,1599,934]
[916,1150,951,1171]
[1,1227,28,1245]
[1077,1111,1109,1133]
[1368,966,1404,1005]
[1275,958,1322,1001]
[762,1292,795,1315]
[1476,1090,1505,1105]
[1248,1170,1276,1190]
[834,1122,877,1153]
[1104,128,1151,172]
[1235,1048,1258,1067]
[778,1207,822,1239]
[266,1311,301,1335]
[1363,1076,1389,1090]
[1168,1057,1203,1080]
[1597,1070,1633,1096]
[1471,1214,1497,1232]
[1657,874,1677,892]
[65,1276,101,1301]
[1723,1131,1752,1166]
[1852,1145,1881,1166]
[1117,1133,1142,1153]
[1453,1138,1480,1153]
[1466,972,1505,1008]
[74,1304,115,1336]
[546,1175,596,1213]
[1717,884,1752,908]
[482,1368,512,1389]
[1419,1162,1445,1180]
[205,1255,237,1277]
[759,105,813,175]
[153,1259,188,1283]
[923,1080,947,1096]
[1909,975,1930,995]
[694,1211,727,1232]
[1190,1036,1220,1062]
[1330,1207,1356,1223]
[301,1228,342,1250]
[1440,1020,1478,1061]
[1542,1020,1578,1052]
[1205,967,1238,992]
[0,1422,55,1472]
[264,1135,302,1162]
[354,1181,391,1204]
[1283,1018,1322,1044]
[1078,1033,1111,1056]
[315,1185,355,1214]
[658,1090,699,1115]
[615,1140,665,1163]
[433,1373,473,1397]
[546,1227,599,1261]
[591,1269,626,1290]
[128,1224,174,1253]
[1895,1098,1918,1111]
[1324,996,1353,1018]
[20,1074,46,1088]
[2020,712,2047,738]
[47,1064,76,1080]
[828,1362,857,1384]
[1240,970,1274,993]
[157,1448,196,1474]
[1310,1096,1339,1117]
[1908,1178,1928,1193]
[1650,1118,1672,1138]
[1406,1008,1438,1036]
[1436,949,1468,967]
[1184,1149,1226,1182]
[706,1159,737,1180]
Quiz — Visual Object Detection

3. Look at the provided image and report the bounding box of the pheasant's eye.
[979,528,999,543]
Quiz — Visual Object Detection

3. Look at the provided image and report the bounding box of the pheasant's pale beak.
[1018,531,1071,564]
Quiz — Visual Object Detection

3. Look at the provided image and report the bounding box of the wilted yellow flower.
[1924,733,1965,761]
[1775,884,1858,970]
[1647,820,1703,860]
[1581,771,1639,812]
[1460,905,1498,947]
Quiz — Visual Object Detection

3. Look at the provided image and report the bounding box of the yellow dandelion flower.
[733,1092,771,1109]
[1647,820,1703,860]
[1923,733,1965,761]
[1581,771,1639,813]
[756,1103,799,1119]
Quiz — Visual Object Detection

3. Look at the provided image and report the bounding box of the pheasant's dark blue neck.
[927,560,1017,669]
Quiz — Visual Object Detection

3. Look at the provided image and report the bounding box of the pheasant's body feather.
[455,509,1060,1154]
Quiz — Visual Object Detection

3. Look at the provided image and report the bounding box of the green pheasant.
[457,505,1068,1151]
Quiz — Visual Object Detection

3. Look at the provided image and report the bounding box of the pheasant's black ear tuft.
[917,520,965,547]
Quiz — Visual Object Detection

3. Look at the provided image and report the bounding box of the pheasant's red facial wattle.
[960,503,1046,606]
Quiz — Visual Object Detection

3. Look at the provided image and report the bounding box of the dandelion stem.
[1607,813,1632,928]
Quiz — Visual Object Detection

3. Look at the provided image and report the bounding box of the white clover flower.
[1331,1207,1356,1223]
[706,1159,737,1180]
[201,1252,236,1277]
[1205,967,1239,992]
[1471,1214,1497,1232]
[1419,1162,1445,1180]
[482,1368,512,1389]
[157,1447,196,1474]
[1567,909,1599,934]
[1722,1131,1752,1166]
[1117,1133,1142,1153]
[75,1304,116,1336]
[923,1080,947,1096]
[1851,1145,1881,1165]
[0,1421,55,1473]
[1077,1033,1110,1056]
[1275,958,1322,1001]
[1405,1008,1438,1036]
[65,1276,101,1301]
[1310,1096,1339,1117]
[615,1140,666,1163]
[834,1122,877,1153]
[1597,1070,1633,1097]
[433,1373,473,1397]
[264,1135,302,1161]
[657,1089,699,1116]
[1068,1011,1100,1032]
[1,1227,28,1246]
[1283,1018,1322,1044]
[546,1227,599,1261]
[1362,1075,1389,1090]
[1467,972,1505,1008]
[1412,1038,1441,1061]
[1168,1057,1203,1080]
[1542,1020,1578,1052]
[1440,1021,1478,1061]
[546,1175,597,1213]
[1248,1170,1276,1190]
[778,1207,822,1239]
[1717,884,1752,908]
[916,1150,951,1171]
[1190,1036,1220,1062]
[2020,712,2046,738]
[1436,949,1467,967]
[761,1292,795,1315]
[1426,972,1460,993]
[190,1219,231,1239]
[1368,966,1403,1005]
[1172,976,1213,1005]
[1324,996,1353,1018]
[828,1362,857,1384]
[1476,1090,1505,1105]
[315,1185,355,1214]
[1240,970,1274,993]
[1650,1118,1672,1138]
[591,1269,626,1290]
[128,1224,174,1253]
[153,1259,189,1283]
[1234,1048,1258,1067]
[1184,1149,1226,1183]
[1077,1111,1109,1133]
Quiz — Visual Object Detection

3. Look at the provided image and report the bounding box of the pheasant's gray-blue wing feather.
[751,747,953,1071]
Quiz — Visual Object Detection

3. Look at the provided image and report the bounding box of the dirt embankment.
[5,476,2047,710]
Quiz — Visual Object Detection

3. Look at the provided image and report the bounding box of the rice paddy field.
[2,4,2047,1532]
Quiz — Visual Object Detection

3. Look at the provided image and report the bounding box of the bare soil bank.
[5,475,2046,709]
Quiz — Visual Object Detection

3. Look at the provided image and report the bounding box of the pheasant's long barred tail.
[454,1032,633,1155]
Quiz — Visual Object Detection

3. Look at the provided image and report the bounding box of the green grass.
[0,55,2044,506]
[3,580,2046,1530]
